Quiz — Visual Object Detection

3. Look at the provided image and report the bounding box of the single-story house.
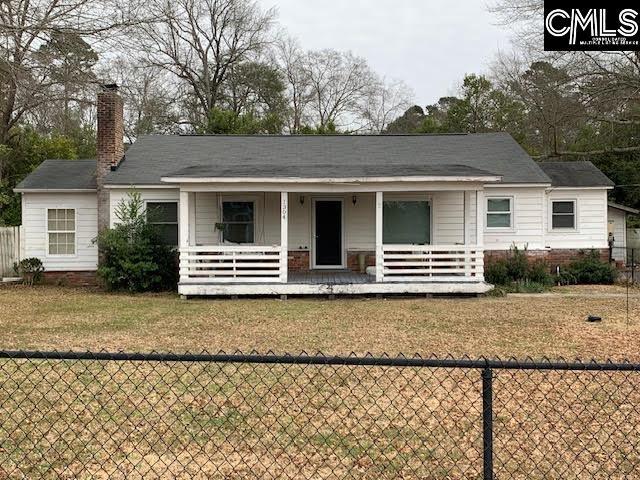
[14,86,630,296]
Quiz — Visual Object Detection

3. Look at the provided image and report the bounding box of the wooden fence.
[0,226,22,277]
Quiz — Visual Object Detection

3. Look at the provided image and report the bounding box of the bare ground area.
[0,285,639,479]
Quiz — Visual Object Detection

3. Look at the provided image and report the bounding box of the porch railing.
[381,245,484,282]
[179,246,284,284]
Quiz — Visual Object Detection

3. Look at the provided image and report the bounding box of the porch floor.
[179,270,493,297]
[289,271,372,284]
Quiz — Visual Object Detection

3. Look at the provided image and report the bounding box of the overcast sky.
[260,0,513,106]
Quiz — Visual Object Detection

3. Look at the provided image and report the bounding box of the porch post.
[476,189,484,246]
[179,190,190,284]
[375,191,383,283]
[476,189,485,281]
[464,191,473,245]
[280,191,288,283]
[179,190,190,250]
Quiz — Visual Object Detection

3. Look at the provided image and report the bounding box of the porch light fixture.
[299,195,305,206]
[352,195,357,206]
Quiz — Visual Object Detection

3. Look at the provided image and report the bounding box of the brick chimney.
[96,84,124,234]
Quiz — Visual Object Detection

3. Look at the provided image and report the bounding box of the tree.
[489,0,640,157]
[507,62,585,155]
[0,128,77,225]
[34,32,98,136]
[138,0,276,129]
[222,61,287,129]
[0,0,138,182]
[361,78,413,133]
[385,74,524,138]
[276,37,313,134]
[303,49,378,131]
[385,105,427,133]
[104,57,181,141]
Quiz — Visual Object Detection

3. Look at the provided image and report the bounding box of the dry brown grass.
[1,284,639,360]
[1,285,640,478]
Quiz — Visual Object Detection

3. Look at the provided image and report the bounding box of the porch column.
[179,190,190,284]
[179,190,190,250]
[280,191,288,283]
[476,189,485,281]
[464,191,474,245]
[475,189,484,246]
[375,191,383,283]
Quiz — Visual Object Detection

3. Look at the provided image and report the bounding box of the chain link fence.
[0,351,639,479]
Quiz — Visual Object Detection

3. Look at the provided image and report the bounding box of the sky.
[259,0,513,106]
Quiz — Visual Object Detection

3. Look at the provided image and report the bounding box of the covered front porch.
[168,173,496,296]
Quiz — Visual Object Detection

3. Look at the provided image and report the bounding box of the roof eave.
[608,202,640,214]
[160,175,503,184]
[14,188,97,193]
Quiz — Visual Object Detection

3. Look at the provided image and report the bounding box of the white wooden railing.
[179,246,285,284]
[381,245,484,282]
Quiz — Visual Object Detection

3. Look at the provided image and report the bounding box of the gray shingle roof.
[538,161,614,188]
[608,201,639,214]
[14,159,96,191]
[105,132,551,185]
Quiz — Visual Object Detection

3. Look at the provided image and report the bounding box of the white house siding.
[22,192,98,271]
[193,192,281,246]
[545,189,608,250]
[105,186,610,254]
[190,191,468,250]
[108,188,180,228]
[483,187,545,250]
[432,191,465,245]
[481,187,609,251]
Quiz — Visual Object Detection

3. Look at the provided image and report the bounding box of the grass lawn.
[1,284,639,478]
[1,284,639,359]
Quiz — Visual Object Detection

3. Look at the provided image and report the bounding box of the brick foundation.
[288,251,310,272]
[42,271,98,287]
[287,250,377,273]
[484,249,609,269]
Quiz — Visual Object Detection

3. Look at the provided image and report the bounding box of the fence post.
[482,367,493,480]
[632,249,636,285]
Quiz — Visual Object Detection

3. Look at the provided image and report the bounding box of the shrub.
[559,250,617,285]
[485,259,509,285]
[13,257,44,286]
[96,192,178,292]
[485,246,553,289]
[505,246,528,281]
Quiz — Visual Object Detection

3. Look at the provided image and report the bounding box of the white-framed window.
[383,200,431,244]
[47,208,76,255]
[146,201,178,246]
[486,197,513,229]
[551,200,576,230]
[221,201,255,244]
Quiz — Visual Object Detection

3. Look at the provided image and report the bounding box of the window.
[551,200,576,229]
[486,198,512,229]
[47,209,75,255]
[221,201,255,244]
[383,200,430,244]
[146,202,178,246]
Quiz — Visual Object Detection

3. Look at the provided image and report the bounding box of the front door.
[313,200,343,268]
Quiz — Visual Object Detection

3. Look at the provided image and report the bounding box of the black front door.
[314,200,342,267]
